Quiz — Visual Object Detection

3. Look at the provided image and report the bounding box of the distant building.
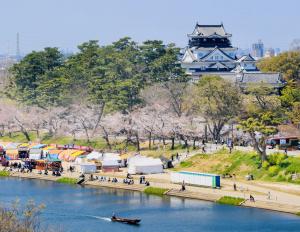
[264,48,275,58]
[180,23,285,92]
[251,40,264,59]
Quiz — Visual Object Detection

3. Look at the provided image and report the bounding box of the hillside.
[175,149,300,184]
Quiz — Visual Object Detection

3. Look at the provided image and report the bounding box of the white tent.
[86,151,103,161]
[75,156,86,164]
[78,163,97,174]
[29,149,42,160]
[128,156,163,174]
[103,153,123,166]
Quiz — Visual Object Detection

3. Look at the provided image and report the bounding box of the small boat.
[111,216,141,225]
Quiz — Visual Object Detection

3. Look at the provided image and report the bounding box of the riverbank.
[2,167,300,216]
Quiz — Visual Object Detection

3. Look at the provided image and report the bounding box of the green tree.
[239,85,283,161]
[8,47,64,105]
[257,51,300,81]
[192,75,242,140]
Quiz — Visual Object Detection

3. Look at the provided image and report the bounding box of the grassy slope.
[175,148,300,184]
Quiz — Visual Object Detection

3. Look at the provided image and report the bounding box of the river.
[0,177,299,232]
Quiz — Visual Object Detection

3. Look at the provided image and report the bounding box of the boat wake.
[89,215,111,222]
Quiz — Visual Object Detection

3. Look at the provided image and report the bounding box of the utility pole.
[16,32,20,61]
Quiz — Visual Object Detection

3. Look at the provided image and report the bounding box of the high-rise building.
[251,40,264,59]
[264,48,275,58]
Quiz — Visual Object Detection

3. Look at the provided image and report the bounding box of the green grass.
[144,187,168,196]
[0,170,10,177]
[56,177,78,185]
[175,149,300,185]
[217,196,244,206]
[179,161,193,168]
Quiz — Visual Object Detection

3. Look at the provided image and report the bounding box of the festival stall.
[29,148,42,160]
[35,158,62,171]
[101,159,120,172]
[78,163,97,174]
[86,151,103,161]
[68,150,86,162]
[127,156,163,174]
[18,143,30,159]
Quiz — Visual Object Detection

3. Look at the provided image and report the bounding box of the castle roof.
[189,23,231,38]
[240,73,284,85]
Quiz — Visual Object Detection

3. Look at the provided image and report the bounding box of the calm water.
[0,178,300,232]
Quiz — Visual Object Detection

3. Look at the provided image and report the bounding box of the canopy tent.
[42,145,56,151]
[58,149,85,161]
[4,143,20,150]
[86,151,103,161]
[102,159,120,172]
[0,142,13,148]
[128,156,163,174]
[30,144,47,149]
[75,156,86,164]
[47,154,59,160]
[5,149,19,160]
[29,148,42,160]
[68,150,86,162]
[48,149,63,155]
[78,163,97,174]
[103,153,123,166]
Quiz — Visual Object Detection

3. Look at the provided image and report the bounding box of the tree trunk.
[92,103,105,136]
[148,132,152,149]
[136,133,140,151]
[250,132,267,162]
[171,137,175,150]
[193,138,196,149]
[22,130,31,142]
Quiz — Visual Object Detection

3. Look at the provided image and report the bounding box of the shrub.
[217,196,244,206]
[0,170,10,177]
[268,153,287,166]
[56,177,78,185]
[268,166,280,177]
[144,187,168,196]
[262,161,270,169]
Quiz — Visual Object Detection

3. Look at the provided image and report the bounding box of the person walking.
[267,191,271,200]
[233,183,237,191]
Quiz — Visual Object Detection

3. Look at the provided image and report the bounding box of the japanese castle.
[181,23,285,90]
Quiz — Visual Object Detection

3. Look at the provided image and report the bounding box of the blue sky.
[1,0,300,54]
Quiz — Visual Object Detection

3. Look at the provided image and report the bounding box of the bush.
[144,187,168,196]
[56,177,78,185]
[268,153,287,166]
[217,196,244,206]
[262,161,270,169]
[268,166,280,177]
[0,170,10,177]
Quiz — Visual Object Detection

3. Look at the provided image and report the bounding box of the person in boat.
[112,212,116,220]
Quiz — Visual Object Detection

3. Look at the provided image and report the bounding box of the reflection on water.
[0,177,300,232]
